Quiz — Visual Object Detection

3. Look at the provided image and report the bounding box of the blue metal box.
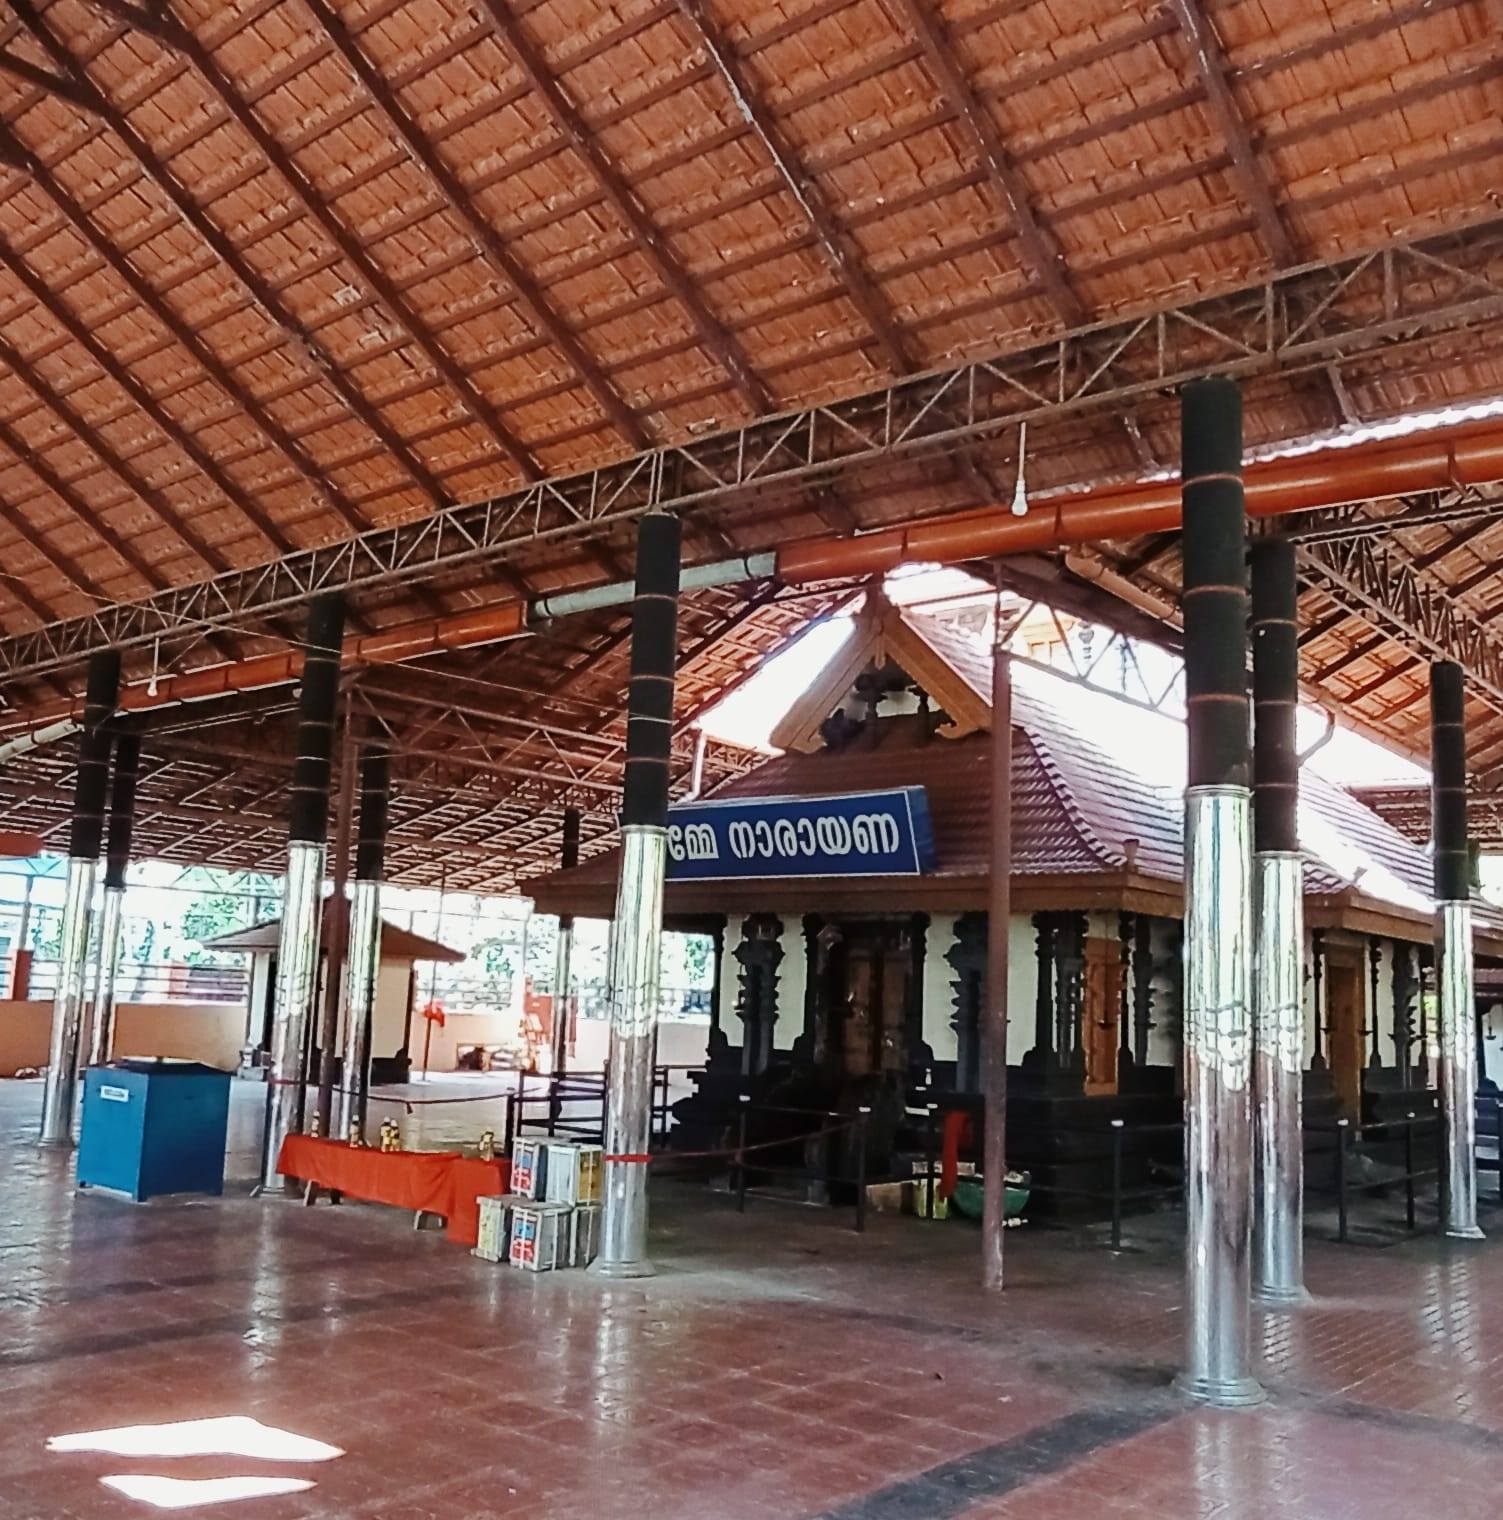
[78,1059,232,1202]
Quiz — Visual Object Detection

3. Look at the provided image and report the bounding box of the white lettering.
[684,823,719,861]
[753,819,774,857]
[728,820,755,859]
[852,812,900,854]
[816,815,852,855]
[667,824,685,862]
[795,817,817,856]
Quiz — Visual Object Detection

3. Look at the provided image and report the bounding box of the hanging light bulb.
[1010,421,1028,517]
[146,636,161,698]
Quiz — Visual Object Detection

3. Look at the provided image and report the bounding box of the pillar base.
[588,1256,657,1281]
[1445,1224,1486,1241]
[37,1135,74,1152]
[1173,1372,1266,1409]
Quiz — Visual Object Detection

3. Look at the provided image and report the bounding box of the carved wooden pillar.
[733,913,783,1078]
[1117,912,1134,1077]
[946,912,987,1092]
[1392,940,1417,1087]
[1053,911,1087,1077]
[906,912,931,1077]
[1310,929,1327,1072]
[1368,939,1383,1071]
[1032,912,1057,1071]
[1132,914,1155,1066]
[1417,944,1434,1087]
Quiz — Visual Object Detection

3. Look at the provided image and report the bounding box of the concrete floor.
[4,1077,1503,1519]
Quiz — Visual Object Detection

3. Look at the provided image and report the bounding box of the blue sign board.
[665,787,935,881]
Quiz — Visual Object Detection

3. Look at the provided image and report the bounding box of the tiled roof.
[530,601,1503,944]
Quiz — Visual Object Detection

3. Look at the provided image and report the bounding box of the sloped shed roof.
[203,908,465,962]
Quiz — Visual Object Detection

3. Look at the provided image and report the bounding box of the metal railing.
[730,1095,872,1234]
[502,1063,700,1151]
[22,959,248,1004]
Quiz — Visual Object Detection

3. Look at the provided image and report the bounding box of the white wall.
[370,960,415,1060]
[922,913,958,1062]
[1481,1001,1503,1086]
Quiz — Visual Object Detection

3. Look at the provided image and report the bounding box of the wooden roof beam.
[74,0,541,490]
[890,0,1084,328]
[0,406,158,600]
[673,0,915,375]
[0,321,230,578]
[16,0,421,532]
[1167,0,1294,266]
[474,0,774,414]
[299,0,648,453]
[0,122,320,554]
[0,47,93,106]
[0,227,291,559]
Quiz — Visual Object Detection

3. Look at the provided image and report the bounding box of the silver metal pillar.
[550,920,574,1076]
[1178,786,1263,1406]
[39,856,96,1147]
[261,840,326,1189]
[594,825,668,1278]
[87,884,125,1068]
[336,877,382,1137]
[1438,898,1483,1239]
[1253,851,1309,1304]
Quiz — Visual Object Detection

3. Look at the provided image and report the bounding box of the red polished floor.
[4,1078,1502,1519]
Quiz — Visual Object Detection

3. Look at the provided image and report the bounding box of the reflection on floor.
[4,1076,1503,1519]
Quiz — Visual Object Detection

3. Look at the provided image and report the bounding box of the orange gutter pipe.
[7,602,528,733]
[777,411,1503,581]
[4,411,1503,739]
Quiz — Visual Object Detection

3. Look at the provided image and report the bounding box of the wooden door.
[1083,937,1121,1095]
[1326,961,1365,1120]
[837,924,913,1078]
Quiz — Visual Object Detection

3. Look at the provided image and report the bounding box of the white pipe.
[0,719,80,763]
[529,552,775,620]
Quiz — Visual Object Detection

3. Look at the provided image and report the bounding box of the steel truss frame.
[1297,535,1503,715]
[2,215,1502,682]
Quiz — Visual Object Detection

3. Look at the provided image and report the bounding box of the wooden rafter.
[298,0,650,453]
[1167,0,1295,267]
[73,0,544,489]
[473,0,774,414]
[14,0,422,531]
[674,0,916,374]
[0,123,321,551]
[0,322,229,578]
[0,227,290,560]
[890,0,1085,327]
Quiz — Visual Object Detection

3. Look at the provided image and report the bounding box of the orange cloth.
[277,1135,509,1247]
[939,1110,972,1201]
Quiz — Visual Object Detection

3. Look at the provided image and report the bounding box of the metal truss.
[1285,482,1503,545]
[2,213,1502,684]
[1297,535,1503,715]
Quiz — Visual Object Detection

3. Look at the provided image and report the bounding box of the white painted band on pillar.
[87,884,126,1069]
[1178,785,1264,1406]
[261,839,326,1189]
[593,824,668,1279]
[1253,851,1309,1305]
[1438,897,1483,1240]
[39,855,97,1147]
[336,876,382,1139]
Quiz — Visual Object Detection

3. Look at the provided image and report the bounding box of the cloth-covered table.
[276,1135,509,1246]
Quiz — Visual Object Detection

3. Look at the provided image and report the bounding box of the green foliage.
[181,892,244,965]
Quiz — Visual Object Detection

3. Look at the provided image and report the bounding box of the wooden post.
[982,626,1012,1291]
